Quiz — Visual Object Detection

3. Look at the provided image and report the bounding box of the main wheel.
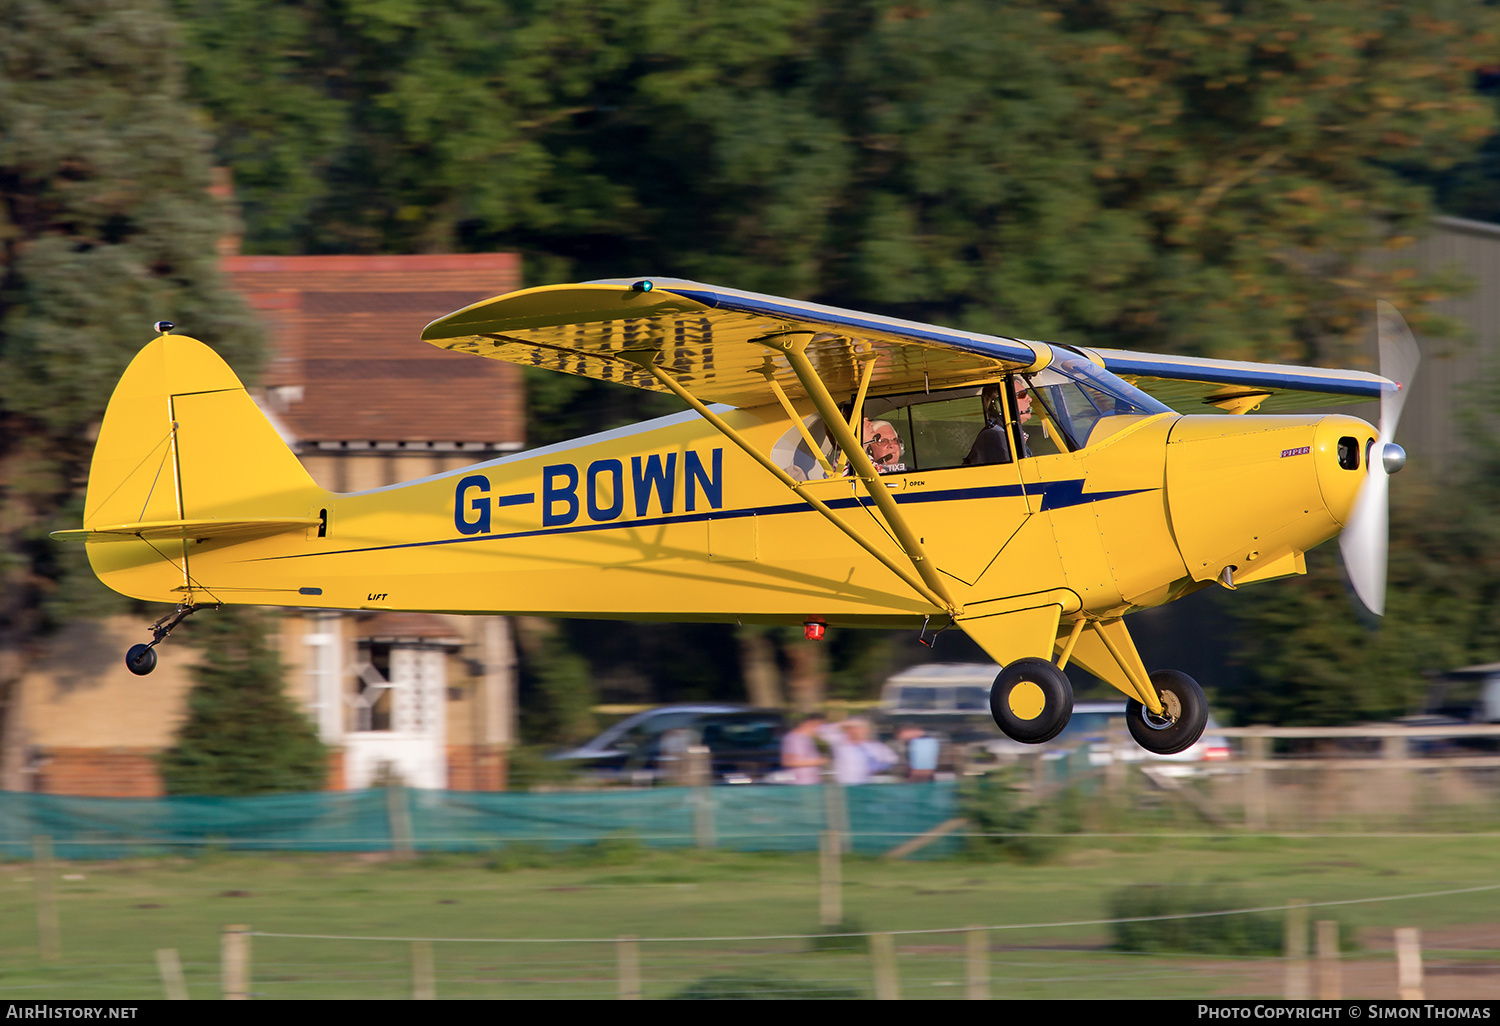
[989,657,1073,744]
[125,644,157,676]
[1126,669,1207,755]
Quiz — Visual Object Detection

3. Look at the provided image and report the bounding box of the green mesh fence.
[0,783,959,860]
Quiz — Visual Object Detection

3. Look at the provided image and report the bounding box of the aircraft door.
[857,384,1032,587]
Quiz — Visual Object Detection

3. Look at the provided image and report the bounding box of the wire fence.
[197,885,1500,1000]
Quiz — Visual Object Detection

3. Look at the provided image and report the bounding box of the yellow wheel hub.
[1008,681,1046,721]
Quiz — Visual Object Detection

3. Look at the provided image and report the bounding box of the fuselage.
[100,399,1374,628]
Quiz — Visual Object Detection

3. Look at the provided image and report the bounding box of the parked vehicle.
[551,704,787,784]
[881,664,1231,774]
[878,663,998,743]
[1026,701,1232,776]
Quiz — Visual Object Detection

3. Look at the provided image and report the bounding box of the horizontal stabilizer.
[52,517,322,542]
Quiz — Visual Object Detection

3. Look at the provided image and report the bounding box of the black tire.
[989,657,1073,744]
[1126,670,1208,755]
[125,644,157,676]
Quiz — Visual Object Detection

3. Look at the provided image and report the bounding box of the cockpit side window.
[1015,351,1167,452]
[771,350,1165,478]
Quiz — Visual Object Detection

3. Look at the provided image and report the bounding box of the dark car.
[551,704,787,784]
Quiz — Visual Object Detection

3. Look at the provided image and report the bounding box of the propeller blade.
[1338,301,1419,619]
[1375,300,1419,440]
[1339,463,1389,616]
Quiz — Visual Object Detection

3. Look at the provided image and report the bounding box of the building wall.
[1385,216,1500,469]
[14,250,528,796]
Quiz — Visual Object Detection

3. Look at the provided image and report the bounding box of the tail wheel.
[1126,670,1207,755]
[989,657,1073,744]
[125,644,157,676]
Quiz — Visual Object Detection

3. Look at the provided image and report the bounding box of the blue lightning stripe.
[251,479,1152,563]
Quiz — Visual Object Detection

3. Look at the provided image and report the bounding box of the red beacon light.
[803,620,826,641]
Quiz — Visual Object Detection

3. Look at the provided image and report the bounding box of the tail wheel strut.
[124,603,216,676]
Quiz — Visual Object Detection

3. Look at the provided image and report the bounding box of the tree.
[0,0,262,782]
[159,609,327,795]
[175,1,1496,363]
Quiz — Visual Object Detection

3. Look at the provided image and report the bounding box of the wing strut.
[619,350,955,615]
[760,332,961,616]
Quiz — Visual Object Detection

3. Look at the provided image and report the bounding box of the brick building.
[9,253,527,796]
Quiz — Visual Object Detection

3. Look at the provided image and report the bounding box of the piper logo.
[1280,446,1311,458]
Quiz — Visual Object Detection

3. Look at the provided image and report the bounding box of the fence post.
[869,932,900,1000]
[1245,733,1269,830]
[823,780,849,853]
[156,948,189,1001]
[1396,927,1424,1000]
[32,835,59,961]
[412,940,435,1000]
[221,924,250,1000]
[617,935,641,1000]
[387,782,414,860]
[689,745,715,848]
[965,926,989,1000]
[1283,898,1309,1000]
[819,829,842,927]
[1316,920,1341,1000]
[1383,734,1411,820]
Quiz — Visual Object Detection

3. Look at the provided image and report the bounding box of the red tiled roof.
[355,611,465,641]
[224,254,525,445]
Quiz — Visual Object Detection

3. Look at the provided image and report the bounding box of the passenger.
[962,384,1013,466]
[862,418,906,473]
[964,378,1033,464]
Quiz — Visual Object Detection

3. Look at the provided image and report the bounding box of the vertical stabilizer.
[79,335,325,602]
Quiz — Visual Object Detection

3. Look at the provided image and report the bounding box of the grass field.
[1,835,1497,999]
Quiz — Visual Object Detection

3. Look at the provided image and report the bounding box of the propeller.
[1338,301,1420,618]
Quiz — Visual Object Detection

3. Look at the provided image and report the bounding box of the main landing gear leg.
[125,603,216,676]
[1055,618,1209,754]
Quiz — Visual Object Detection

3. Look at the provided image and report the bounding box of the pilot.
[862,418,906,473]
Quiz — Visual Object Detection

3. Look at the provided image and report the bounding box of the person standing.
[780,714,828,784]
[898,726,940,782]
[828,719,897,785]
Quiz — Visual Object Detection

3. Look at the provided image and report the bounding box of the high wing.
[422,276,1398,414]
[421,277,1044,408]
[1086,347,1394,414]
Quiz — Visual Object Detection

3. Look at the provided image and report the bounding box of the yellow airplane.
[55,282,1418,756]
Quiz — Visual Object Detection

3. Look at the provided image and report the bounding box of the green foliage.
[1109,884,1353,957]
[503,743,590,790]
[807,915,869,953]
[1109,884,1281,954]
[0,0,263,661]
[673,970,860,1000]
[957,769,1066,863]
[158,610,328,796]
[175,0,1492,366]
[517,623,597,745]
